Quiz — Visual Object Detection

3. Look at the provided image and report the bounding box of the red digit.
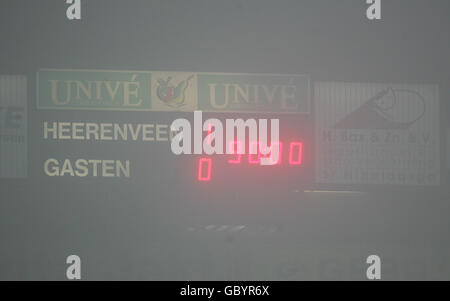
[289,142,303,165]
[228,141,242,164]
[206,123,212,146]
[261,142,282,165]
[248,141,261,164]
[198,157,212,181]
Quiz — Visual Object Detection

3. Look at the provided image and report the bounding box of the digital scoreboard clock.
[173,112,314,193]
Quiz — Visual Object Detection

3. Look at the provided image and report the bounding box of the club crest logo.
[156,75,194,108]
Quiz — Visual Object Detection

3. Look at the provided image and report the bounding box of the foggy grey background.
[0,0,449,280]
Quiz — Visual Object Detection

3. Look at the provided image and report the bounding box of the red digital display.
[180,112,313,190]
[197,141,303,182]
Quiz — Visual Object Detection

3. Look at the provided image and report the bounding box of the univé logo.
[335,87,426,129]
[170,111,280,166]
[38,70,152,110]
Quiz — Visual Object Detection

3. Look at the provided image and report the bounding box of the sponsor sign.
[315,82,440,186]
[37,70,151,110]
[37,69,310,113]
[0,75,27,178]
[196,73,309,113]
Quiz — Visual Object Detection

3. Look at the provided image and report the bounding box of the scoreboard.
[29,70,314,197]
